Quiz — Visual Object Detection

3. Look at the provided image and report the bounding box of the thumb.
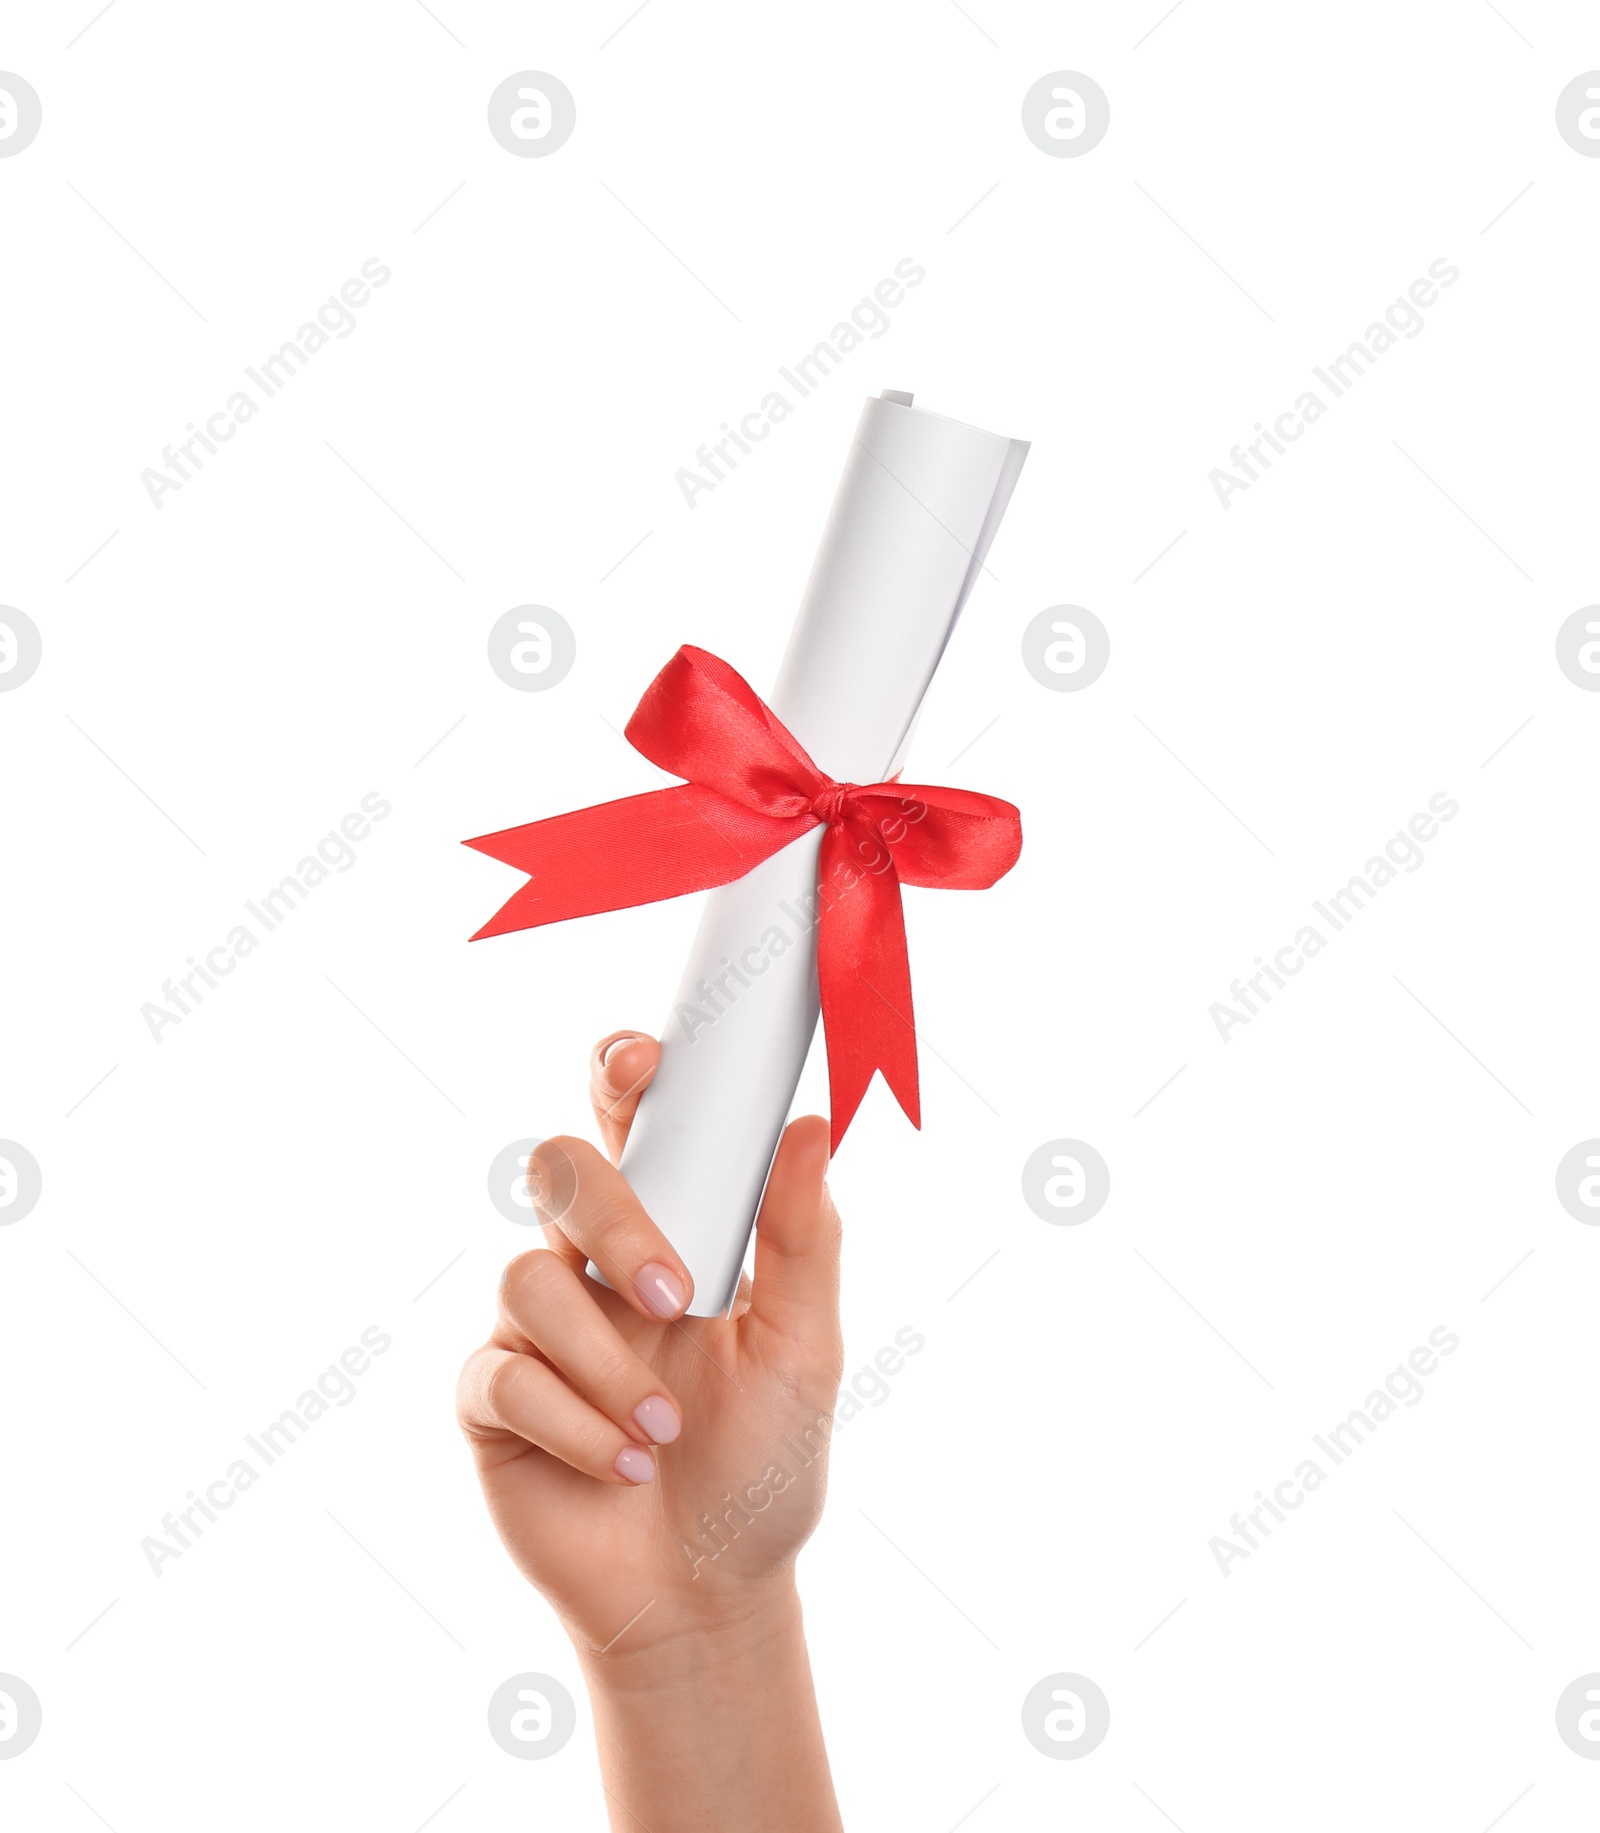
[588,1031,660,1164]
[749,1115,842,1345]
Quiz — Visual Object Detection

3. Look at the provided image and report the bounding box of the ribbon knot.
[811,782,855,825]
[465,645,1022,1151]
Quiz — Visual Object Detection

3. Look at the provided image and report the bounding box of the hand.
[457,1030,846,1831]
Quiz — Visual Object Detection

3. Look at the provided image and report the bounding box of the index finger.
[530,1134,693,1321]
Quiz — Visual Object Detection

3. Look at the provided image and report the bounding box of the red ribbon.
[465,645,1022,1150]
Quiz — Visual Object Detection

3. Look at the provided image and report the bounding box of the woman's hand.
[457,1030,846,1831]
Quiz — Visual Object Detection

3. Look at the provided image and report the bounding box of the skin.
[457,1030,846,1831]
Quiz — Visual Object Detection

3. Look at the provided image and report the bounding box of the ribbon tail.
[465,784,796,939]
[816,825,921,1153]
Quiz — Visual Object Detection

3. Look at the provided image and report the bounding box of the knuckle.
[527,1138,583,1222]
[483,1352,530,1425]
[454,1345,494,1423]
[585,1342,642,1397]
[501,1248,571,1315]
[586,1217,630,1269]
[819,1202,844,1256]
[588,1197,649,1267]
[575,1412,620,1469]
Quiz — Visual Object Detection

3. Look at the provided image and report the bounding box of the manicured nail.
[634,1262,688,1318]
[614,1445,656,1484]
[603,1036,638,1067]
[633,1396,681,1445]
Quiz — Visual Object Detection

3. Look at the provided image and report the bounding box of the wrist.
[576,1576,804,1695]
[578,1582,841,1832]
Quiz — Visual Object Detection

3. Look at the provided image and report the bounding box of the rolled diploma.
[600,392,1028,1316]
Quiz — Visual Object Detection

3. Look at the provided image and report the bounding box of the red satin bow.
[465,645,1022,1150]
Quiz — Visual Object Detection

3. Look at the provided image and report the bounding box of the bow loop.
[868,783,1024,890]
[625,646,826,817]
[467,644,1022,1149]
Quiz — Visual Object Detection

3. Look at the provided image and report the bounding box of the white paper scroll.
[601,393,1028,1315]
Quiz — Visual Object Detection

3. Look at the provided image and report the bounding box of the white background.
[3,1,1598,1827]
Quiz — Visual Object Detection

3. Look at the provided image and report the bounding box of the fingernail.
[633,1395,681,1445]
[603,1036,638,1067]
[614,1445,656,1484]
[634,1262,688,1318]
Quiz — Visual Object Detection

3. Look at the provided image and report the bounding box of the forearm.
[579,1587,843,1833]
